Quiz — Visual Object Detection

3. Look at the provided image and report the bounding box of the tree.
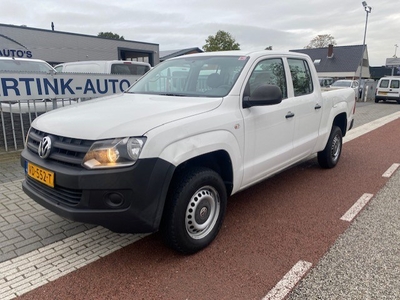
[98,32,125,40]
[305,34,336,49]
[203,30,240,52]
[265,46,273,50]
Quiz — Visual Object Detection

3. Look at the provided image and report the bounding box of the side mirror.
[243,84,282,108]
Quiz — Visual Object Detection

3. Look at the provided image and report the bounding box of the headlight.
[82,137,146,169]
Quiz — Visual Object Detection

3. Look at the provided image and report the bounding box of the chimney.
[327,44,334,58]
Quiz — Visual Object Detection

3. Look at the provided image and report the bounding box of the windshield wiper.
[124,92,186,96]
[158,93,185,97]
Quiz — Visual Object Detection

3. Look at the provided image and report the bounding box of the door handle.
[315,104,322,110]
[285,112,295,119]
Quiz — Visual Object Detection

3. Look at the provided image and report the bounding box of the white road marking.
[340,193,374,222]
[262,260,312,300]
[343,111,400,143]
[382,163,400,178]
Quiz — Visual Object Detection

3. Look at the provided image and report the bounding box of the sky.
[0,0,398,66]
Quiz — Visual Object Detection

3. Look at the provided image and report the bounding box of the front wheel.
[318,126,343,169]
[161,167,227,254]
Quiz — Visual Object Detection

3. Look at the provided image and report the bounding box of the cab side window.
[248,58,287,99]
[288,59,313,96]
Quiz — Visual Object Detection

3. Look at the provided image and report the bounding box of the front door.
[241,57,295,188]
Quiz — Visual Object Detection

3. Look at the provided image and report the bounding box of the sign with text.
[386,57,400,68]
[0,49,33,58]
[0,72,140,101]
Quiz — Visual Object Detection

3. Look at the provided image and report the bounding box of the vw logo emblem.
[38,136,52,159]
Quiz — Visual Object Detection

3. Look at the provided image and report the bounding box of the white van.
[0,57,71,114]
[54,60,151,76]
[0,57,55,73]
[375,77,400,104]
[319,77,334,87]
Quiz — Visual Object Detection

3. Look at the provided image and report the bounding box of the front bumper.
[21,148,175,233]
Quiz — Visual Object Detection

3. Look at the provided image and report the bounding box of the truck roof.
[167,50,310,59]
[55,60,151,67]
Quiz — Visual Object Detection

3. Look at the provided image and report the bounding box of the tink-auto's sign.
[0,73,140,101]
[0,49,33,58]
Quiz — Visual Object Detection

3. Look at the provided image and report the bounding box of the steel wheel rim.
[185,185,220,240]
[331,134,341,162]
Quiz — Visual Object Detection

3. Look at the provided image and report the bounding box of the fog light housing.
[104,192,124,208]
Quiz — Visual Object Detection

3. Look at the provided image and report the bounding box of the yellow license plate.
[379,92,388,95]
[27,162,55,188]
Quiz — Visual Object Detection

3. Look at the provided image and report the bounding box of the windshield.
[111,63,150,75]
[0,60,54,73]
[331,81,351,87]
[127,55,249,97]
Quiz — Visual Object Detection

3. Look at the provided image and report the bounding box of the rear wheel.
[161,167,227,254]
[318,126,343,169]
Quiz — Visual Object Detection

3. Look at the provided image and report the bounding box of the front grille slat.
[52,140,90,153]
[29,129,44,143]
[50,152,84,165]
[27,141,39,153]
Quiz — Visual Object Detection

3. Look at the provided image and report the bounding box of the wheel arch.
[332,112,347,137]
[157,130,242,196]
[171,150,234,196]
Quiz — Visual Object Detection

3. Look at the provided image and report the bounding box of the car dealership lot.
[1,102,400,299]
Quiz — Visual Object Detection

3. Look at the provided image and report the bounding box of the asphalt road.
[1,101,400,299]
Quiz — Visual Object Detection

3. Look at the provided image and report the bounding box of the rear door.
[388,79,400,100]
[287,58,323,159]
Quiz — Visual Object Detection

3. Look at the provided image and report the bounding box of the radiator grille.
[26,128,93,167]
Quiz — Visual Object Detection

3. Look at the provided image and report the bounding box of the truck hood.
[32,93,222,140]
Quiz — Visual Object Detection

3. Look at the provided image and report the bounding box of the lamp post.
[358,1,372,101]
[392,44,399,76]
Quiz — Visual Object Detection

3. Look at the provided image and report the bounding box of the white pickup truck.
[21,50,355,254]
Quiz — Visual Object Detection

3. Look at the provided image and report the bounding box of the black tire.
[318,126,343,169]
[375,98,379,103]
[161,167,227,254]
